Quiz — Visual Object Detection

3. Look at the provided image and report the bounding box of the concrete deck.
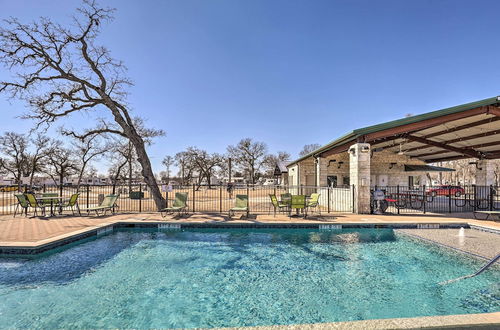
[230,312,500,329]
[1,212,499,248]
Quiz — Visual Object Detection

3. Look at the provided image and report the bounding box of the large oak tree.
[0,1,166,209]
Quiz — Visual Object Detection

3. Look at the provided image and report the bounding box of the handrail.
[439,253,500,285]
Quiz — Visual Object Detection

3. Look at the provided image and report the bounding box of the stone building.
[287,96,500,213]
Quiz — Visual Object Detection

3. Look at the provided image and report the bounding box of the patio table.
[290,195,307,217]
[36,196,65,217]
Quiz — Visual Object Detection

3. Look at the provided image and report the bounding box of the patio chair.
[281,193,292,206]
[14,194,29,217]
[229,194,249,218]
[307,193,321,215]
[82,194,119,216]
[289,195,307,218]
[60,193,81,216]
[160,192,188,217]
[25,193,46,217]
[269,194,289,216]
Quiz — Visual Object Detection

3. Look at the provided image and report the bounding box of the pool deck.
[0,212,499,249]
[232,312,500,329]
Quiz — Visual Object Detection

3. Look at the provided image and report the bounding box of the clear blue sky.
[1,0,500,173]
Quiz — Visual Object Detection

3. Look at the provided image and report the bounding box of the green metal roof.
[287,96,499,167]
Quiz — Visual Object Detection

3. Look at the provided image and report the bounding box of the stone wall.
[290,148,436,189]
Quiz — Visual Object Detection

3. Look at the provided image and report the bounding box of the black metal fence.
[371,185,500,214]
[0,184,354,215]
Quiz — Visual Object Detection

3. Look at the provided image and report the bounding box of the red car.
[427,185,465,197]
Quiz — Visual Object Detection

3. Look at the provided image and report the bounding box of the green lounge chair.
[25,193,46,217]
[307,193,321,215]
[229,194,249,218]
[60,193,80,215]
[160,192,188,217]
[14,194,29,217]
[289,195,307,218]
[83,194,119,216]
[269,194,289,216]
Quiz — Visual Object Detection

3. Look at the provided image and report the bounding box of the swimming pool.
[0,228,498,329]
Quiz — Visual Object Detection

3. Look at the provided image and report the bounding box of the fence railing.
[371,185,500,214]
[0,184,354,215]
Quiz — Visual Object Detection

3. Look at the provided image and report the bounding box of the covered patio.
[287,96,500,213]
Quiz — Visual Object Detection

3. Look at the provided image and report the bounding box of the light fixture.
[389,162,397,169]
[469,161,482,170]
[398,143,404,155]
[337,161,344,169]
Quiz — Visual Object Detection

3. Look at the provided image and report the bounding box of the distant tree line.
[161,138,293,188]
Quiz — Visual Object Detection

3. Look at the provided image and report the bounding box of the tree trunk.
[130,134,165,210]
[16,170,22,192]
[76,161,88,193]
[29,163,36,189]
[59,172,64,197]
[207,172,212,189]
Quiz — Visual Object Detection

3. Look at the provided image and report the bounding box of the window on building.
[408,176,420,187]
[327,176,337,187]
[343,176,350,186]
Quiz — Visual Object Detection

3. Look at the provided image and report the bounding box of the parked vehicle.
[0,185,18,192]
[427,185,465,197]
[263,179,276,186]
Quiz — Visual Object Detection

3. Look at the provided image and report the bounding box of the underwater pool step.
[440,253,500,285]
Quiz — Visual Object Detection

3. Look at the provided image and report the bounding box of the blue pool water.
[0,228,498,329]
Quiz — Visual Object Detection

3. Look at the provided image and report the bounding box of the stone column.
[349,143,371,214]
[475,160,495,186]
[316,157,328,187]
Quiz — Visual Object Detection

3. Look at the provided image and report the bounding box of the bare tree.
[162,155,174,184]
[175,151,195,185]
[0,1,166,209]
[45,146,79,196]
[108,157,129,194]
[185,147,223,189]
[73,135,106,191]
[263,151,291,176]
[0,132,30,190]
[105,136,137,193]
[299,143,321,157]
[26,133,53,188]
[227,138,267,184]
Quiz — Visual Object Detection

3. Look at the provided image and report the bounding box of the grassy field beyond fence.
[0,184,354,215]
